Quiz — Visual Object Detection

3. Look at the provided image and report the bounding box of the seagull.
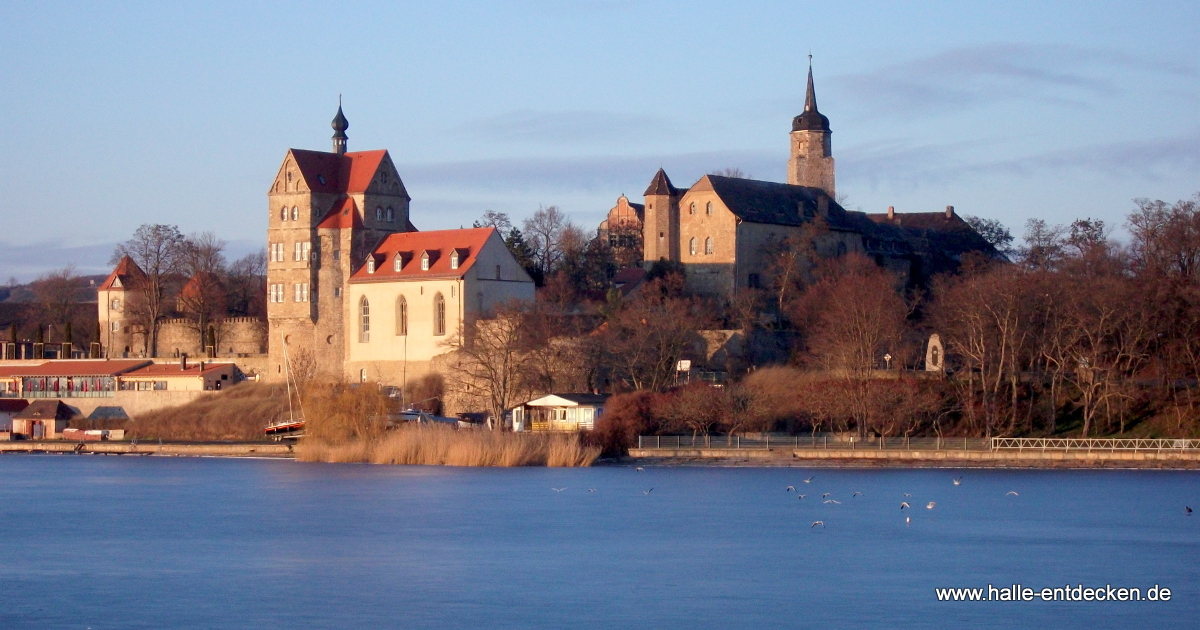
[822,493,831,499]
[587,489,597,493]
[926,502,936,509]
[900,502,911,510]
[852,492,863,498]
[811,521,825,528]
[953,476,962,485]
[903,493,912,497]
[798,494,807,500]
[786,486,795,492]
[552,487,567,492]
[804,476,814,484]
[906,516,911,525]
[1187,506,1193,515]
[824,499,841,504]
[1006,491,1019,497]
[643,488,654,495]
[635,467,645,472]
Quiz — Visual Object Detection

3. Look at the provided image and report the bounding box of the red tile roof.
[290,149,394,195]
[0,360,151,378]
[123,362,234,377]
[350,227,496,282]
[98,256,145,291]
[316,197,363,230]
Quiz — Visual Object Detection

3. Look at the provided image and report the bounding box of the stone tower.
[642,168,683,264]
[787,59,835,198]
[266,105,413,381]
[96,256,145,357]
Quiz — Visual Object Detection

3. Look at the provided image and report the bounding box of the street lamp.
[883,353,893,370]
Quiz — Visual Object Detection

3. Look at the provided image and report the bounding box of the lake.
[0,455,1196,629]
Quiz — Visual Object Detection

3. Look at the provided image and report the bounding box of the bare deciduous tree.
[111,224,187,357]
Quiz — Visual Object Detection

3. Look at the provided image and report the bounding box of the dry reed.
[296,424,600,467]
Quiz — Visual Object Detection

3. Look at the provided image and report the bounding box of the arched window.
[689,202,695,215]
[396,296,407,336]
[689,237,697,256]
[280,208,287,221]
[433,293,446,336]
[385,207,395,222]
[359,297,370,342]
[705,237,713,255]
[375,206,383,221]
[359,368,367,383]
[291,207,298,221]
[705,201,713,216]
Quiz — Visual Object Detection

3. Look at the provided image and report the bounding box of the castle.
[599,62,996,296]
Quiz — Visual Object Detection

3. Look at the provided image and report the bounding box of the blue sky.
[1,0,1197,280]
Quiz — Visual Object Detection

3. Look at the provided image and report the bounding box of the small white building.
[512,394,610,432]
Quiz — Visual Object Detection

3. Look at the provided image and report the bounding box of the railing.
[991,437,1200,451]
[24,391,114,398]
[633,435,1200,452]
[636,435,989,451]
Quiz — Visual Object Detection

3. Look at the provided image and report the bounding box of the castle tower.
[96,255,145,357]
[266,105,412,381]
[642,168,682,264]
[332,102,348,155]
[787,58,835,198]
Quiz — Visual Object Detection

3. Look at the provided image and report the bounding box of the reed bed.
[296,424,600,467]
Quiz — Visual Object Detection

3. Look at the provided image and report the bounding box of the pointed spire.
[644,168,679,196]
[792,56,830,133]
[804,55,818,113]
[332,96,349,154]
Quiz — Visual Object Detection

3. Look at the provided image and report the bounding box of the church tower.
[787,58,835,198]
[642,168,683,264]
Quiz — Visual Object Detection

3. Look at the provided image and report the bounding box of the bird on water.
[822,493,831,499]
[804,476,814,484]
[643,488,654,495]
[1186,506,1193,515]
[853,492,863,498]
[953,477,963,485]
[900,502,911,510]
[811,521,825,528]
[926,502,936,509]
[786,486,796,492]
[552,488,567,492]
[1006,491,1020,497]
[798,494,807,500]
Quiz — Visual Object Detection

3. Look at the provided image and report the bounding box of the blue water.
[0,456,1197,629]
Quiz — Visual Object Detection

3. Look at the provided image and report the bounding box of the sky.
[1,0,1197,281]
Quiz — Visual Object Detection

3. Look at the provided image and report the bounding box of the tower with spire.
[787,57,835,197]
[332,99,349,154]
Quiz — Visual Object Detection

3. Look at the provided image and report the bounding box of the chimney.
[887,206,895,220]
[181,353,187,371]
[945,205,954,219]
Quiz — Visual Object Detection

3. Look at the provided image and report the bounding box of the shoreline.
[0,441,293,458]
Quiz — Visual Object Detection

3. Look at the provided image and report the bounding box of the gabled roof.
[865,211,998,260]
[702,175,841,228]
[14,399,75,421]
[316,197,363,229]
[288,149,408,197]
[523,393,611,407]
[99,256,145,291]
[0,360,151,378]
[350,227,497,282]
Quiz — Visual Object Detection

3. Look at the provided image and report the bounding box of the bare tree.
[178,232,229,351]
[473,210,513,233]
[226,250,267,318]
[441,305,535,429]
[523,205,568,279]
[111,224,187,357]
[29,265,85,340]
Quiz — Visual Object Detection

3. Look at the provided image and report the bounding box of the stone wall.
[155,317,267,358]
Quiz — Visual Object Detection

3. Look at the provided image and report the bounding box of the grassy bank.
[297,424,600,467]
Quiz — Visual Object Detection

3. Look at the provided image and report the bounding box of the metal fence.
[636,435,989,451]
[635,435,1200,452]
[991,437,1200,451]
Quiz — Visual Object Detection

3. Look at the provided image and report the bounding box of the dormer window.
[450,251,460,269]
[393,254,402,272]
[367,256,376,274]
[421,252,430,270]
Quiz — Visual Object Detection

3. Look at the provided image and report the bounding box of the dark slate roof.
[548,393,611,405]
[14,399,75,421]
[706,176,846,228]
[792,65,831,133]
[865,211,999,261]
[644,169,682,196]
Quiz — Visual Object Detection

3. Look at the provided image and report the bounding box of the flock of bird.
[553,469,1197,522]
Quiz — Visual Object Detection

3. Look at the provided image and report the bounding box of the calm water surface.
[0,455,1197,629]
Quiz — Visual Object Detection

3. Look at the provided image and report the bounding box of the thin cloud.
[463,109,674,145]
[830,43,1197,115]
[839,130,1200,189]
